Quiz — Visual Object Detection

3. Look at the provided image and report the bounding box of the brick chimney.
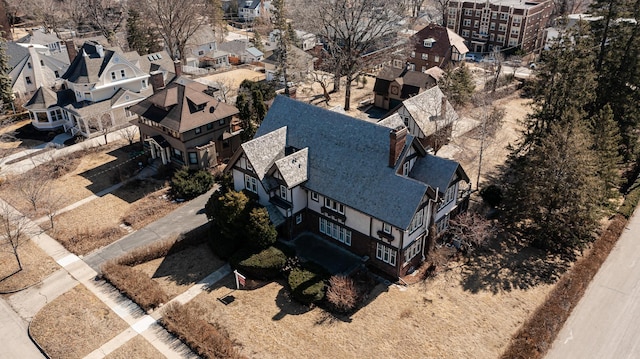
[440,95,448,120]
[389,126,408,167]
[149,71,164,92]
[174,59,182,77]
[65,40,78,63]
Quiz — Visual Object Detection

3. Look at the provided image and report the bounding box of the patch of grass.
[57,226,128,255]
[120,188,179,229]
[0,240,59,293]
[161,302,245,359]
[30,285,129,359]
[501,215,627,359]
[103,335,163,359]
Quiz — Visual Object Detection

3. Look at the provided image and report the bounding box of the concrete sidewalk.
[0,298,44,359]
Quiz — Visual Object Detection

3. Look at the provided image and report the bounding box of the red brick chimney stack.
[149,71,164,92]
[174,59,182,77]
[389,126,408,167]
[65,40,78,63]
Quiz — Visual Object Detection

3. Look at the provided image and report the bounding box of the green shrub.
[233,246,287,279]
[208,225,243,260]
[170,167,214,200]
[620,178,640,218]
[480,184,503,207]
[288,267,326,304]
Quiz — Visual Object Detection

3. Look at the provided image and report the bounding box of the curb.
[27,321,51,359]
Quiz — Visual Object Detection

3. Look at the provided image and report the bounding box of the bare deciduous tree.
[119,125,139,146]
[139,0,213,61]
[310,71,333,104]
[448,211,494,250]
[472,105,505,189]
[213,77,236,103]
[0,201,33,272]
[85,0,127,44]
[17,166,52,212]
[293,0,407,110]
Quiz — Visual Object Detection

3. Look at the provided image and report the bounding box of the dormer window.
[382,222,392,234]
[324,198,344,214]
[423,38,435,47]
[27,62,32,69]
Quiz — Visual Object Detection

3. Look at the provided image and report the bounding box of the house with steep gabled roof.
[387,86,458,152]
[373,65,438,110]
[238,0,271,21]
[129,76,242,168]
[23,41,153,136]
[226,96,470,278]
[16,29,69,64]
[408,23,469,72]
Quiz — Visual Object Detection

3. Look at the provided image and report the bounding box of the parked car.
[480,56,497,64]
[465,53,480,62]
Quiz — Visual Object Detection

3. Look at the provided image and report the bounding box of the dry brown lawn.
[200,69,267,90]
[30,285,129,359]
[134,243,225,299]
[103,335,163,359]
[295,74,376,119]
[189,267,552,359]
[0,240,59,293]
[51,194,131,255]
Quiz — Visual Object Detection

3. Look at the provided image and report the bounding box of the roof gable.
[401,86,458,135]
[243,126,287,180]
[274,147,309,187]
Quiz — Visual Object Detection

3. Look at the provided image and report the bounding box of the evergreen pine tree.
[503,115,600,254]
[590,104,622,204]
[0,36,13,109]
[440,63,474,108]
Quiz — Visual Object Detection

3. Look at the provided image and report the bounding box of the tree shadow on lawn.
[78,143,150,201]
[273,284,313,320]
[460,232,570,294]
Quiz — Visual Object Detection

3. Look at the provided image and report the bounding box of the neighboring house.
[408,23,469,72]
[184,27,229,70]
[6,41,70,100]
[294,30,317,51]
[227,96,470,279]
[24,41,152,135]
[385,86,458,152]
[447,0,552,53]
[373,65,437,110]
[217,40,264,64]
[264,45,314,83]
[129,76,243,168]
[16,29,70,64]
[238,0,271,22]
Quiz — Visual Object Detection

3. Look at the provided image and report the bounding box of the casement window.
[492,12,497,19]
[219,119,226,125]
[25,76,32,85]
[498,24,507,32]
[511,28,519,35]
[120,69,126,78]
[464,9,472,15]
[319,218,351,245]
[404,239,423,263]
[409,208,424,233]
[195,127,202,134]
[411,51,415,58]
[513,16,522,24]
[474,20,479,28]
[27,62,32,69]
[500,13,508,20]
[324,198,344,214]
[462,30,470,37]
[437,185,456,211]
[403,161,411,176]
[448,8,456,15]
[296,213,302,224]
[436,214,450,233]
[376,243,397,266]
[490,22,496,30]
[40,59,44,66]
[310,191,319,201]
[206,123,214,130]
[245,174,258,193]
[463,19,471,26]
[434,55,440,63]
[421,53,428,60]
[246,161,253,171]
[382,222,392,234]
[423,39,433,48]
[188,152,198,164]
[475,10,481,16]
[280,185,287,200]
[111,72,117,80]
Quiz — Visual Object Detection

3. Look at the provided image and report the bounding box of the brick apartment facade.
[446,0,553,54]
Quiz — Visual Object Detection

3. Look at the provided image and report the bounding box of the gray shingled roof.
[402,86,458,136]
[5,42,29,70]
[409,154,468,195]
[242,126,286,181]
[274,147,308,188]
[255,96,430,229]
[62,41,115,83]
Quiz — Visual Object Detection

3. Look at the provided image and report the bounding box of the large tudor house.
[373,65,437,110]
[129,76,242,169]
[227,96,470,278]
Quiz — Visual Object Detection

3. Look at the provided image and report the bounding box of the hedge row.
[101,261,168,311]
[500,214,627,358]
[231,246,287,280]
[161,302,245,359]
[287,267,327,304]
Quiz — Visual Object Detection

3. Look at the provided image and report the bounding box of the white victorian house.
[24,41,152,137]
[227,96,470,279]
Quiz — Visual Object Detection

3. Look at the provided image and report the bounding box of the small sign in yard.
[234,270,246,289]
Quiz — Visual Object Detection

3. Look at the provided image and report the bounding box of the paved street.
[0,299,44,359]
[547,209,640,359]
